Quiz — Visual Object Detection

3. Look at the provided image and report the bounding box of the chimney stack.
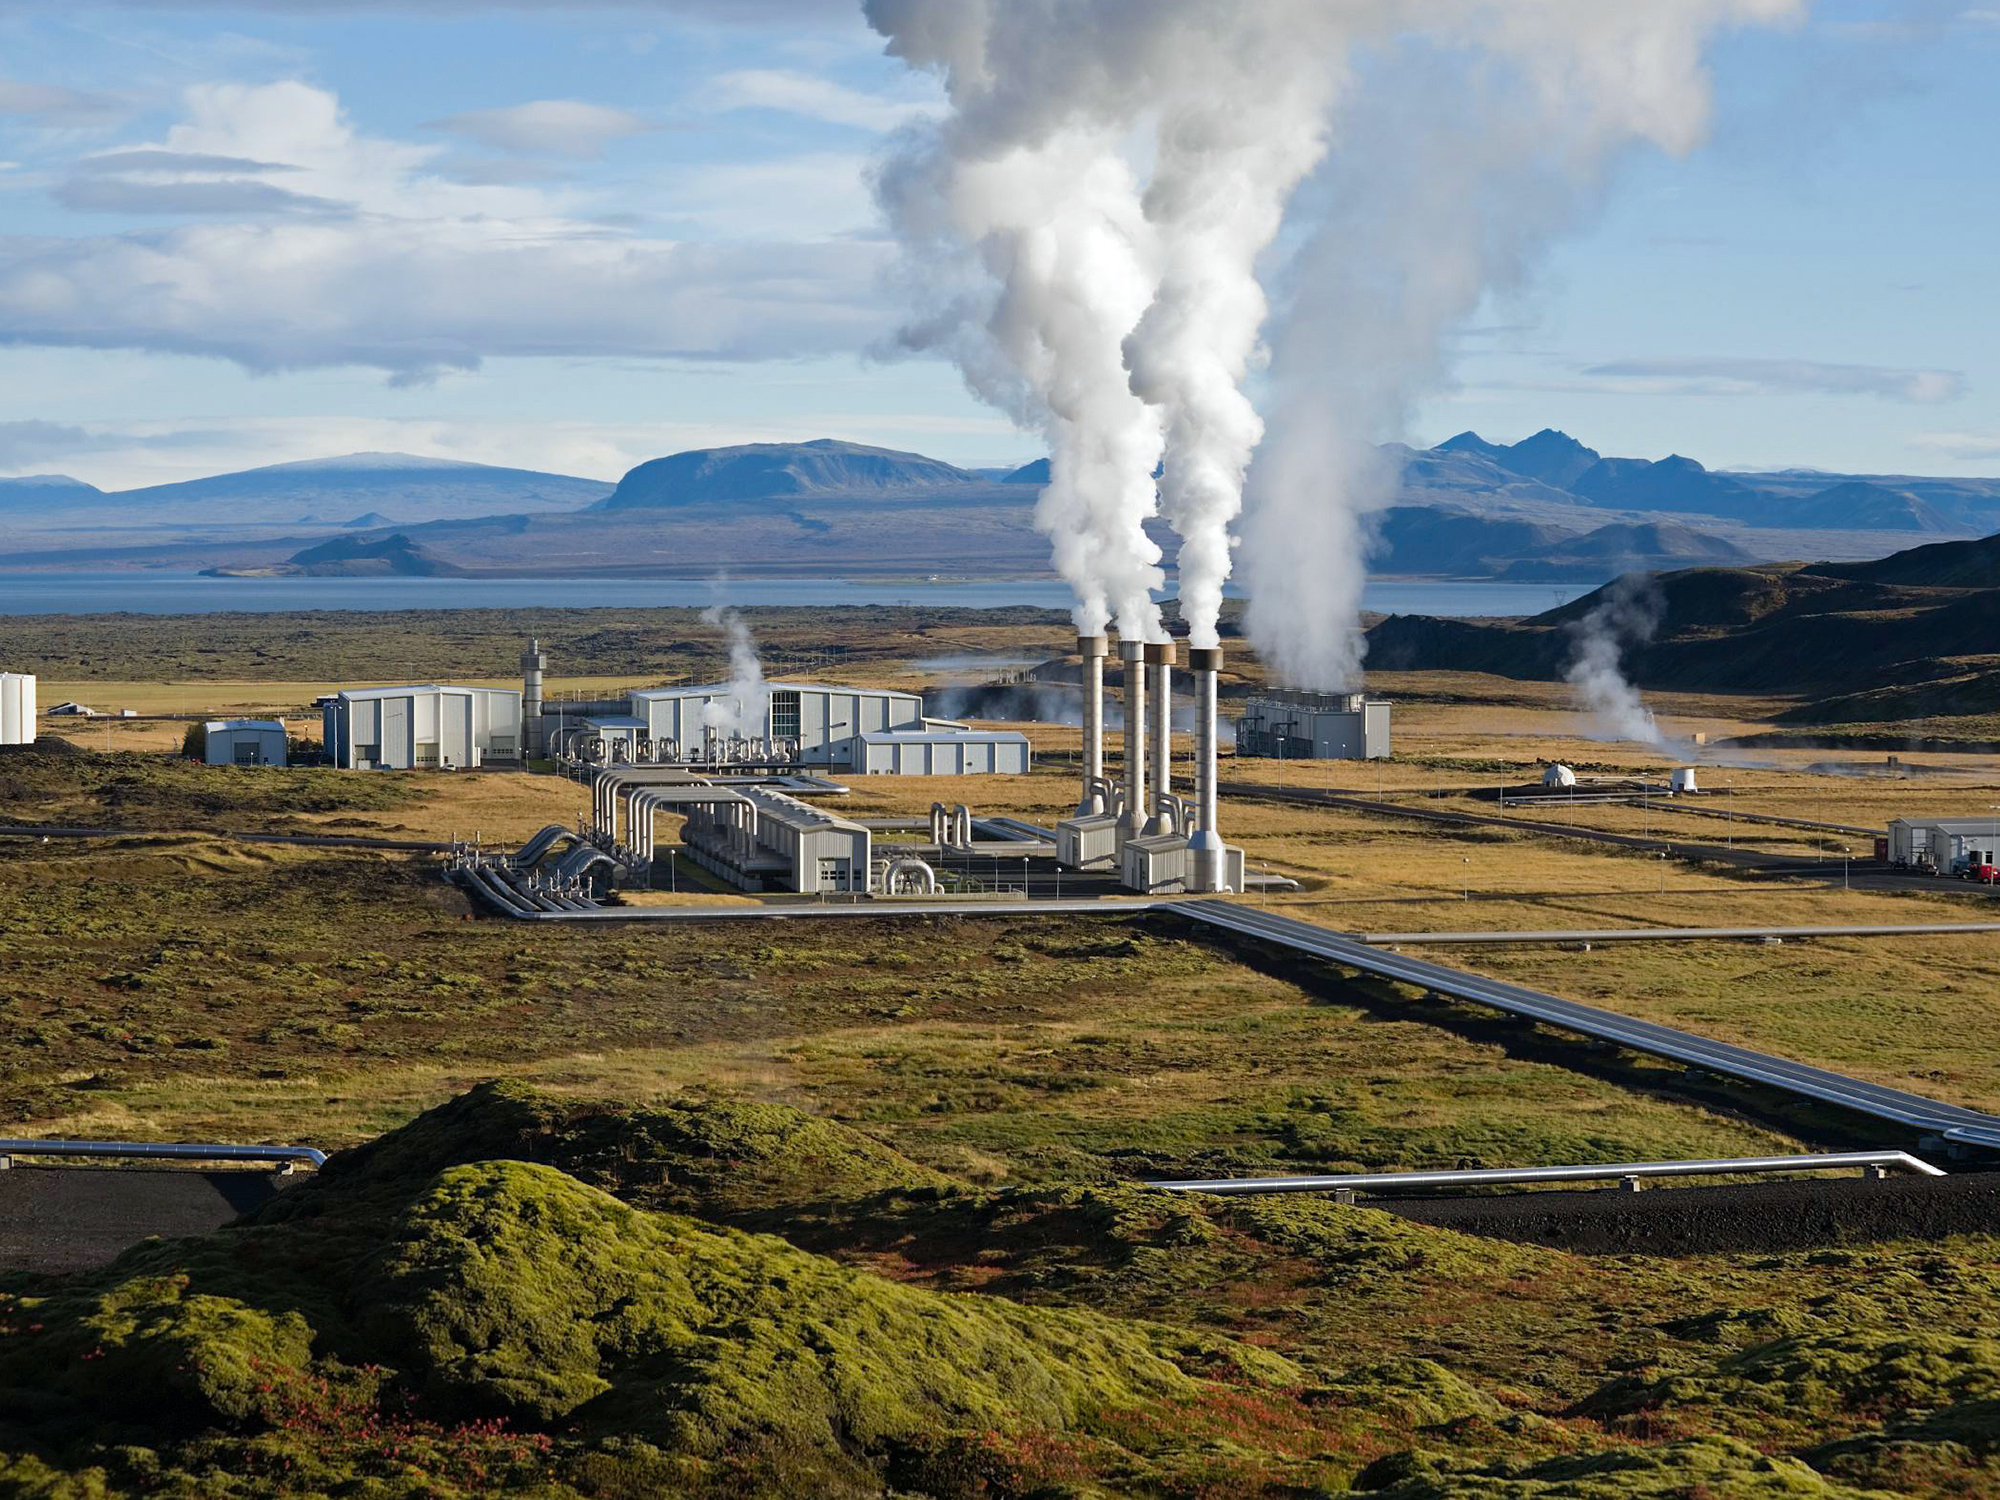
[520,637,546,759]
[1187,646,1227,891]
[1143,640,1175,835]
[1117,638,1147,847]
[1076,634,1107,815]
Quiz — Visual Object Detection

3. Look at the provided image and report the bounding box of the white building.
[0,673,34,746]
[1235,691,1392,761]
[1888,817,2000,874]
[203,719,287,767]
[624,681,1027,775]
[322,685,522,769]
[681,786,871,893]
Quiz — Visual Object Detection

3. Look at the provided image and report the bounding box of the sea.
[0,572,1589,619]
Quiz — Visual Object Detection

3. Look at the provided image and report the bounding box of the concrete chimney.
[1117,638,1147,847]
[1143,640,1175,835]
[1187,646,1227,892]
[1076,633,1107,815]
[520,637,546,759]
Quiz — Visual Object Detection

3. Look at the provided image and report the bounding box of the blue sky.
[0,0,1993,489]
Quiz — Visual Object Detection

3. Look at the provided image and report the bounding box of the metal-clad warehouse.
[682,787,871,893]
[1888,817,2000,873]
[203,718,287,766]
[858,729,1030,775]
[628,682,919,766]
[323,685,522,769]
[1236,691,1392,760]
[0,673,33,746]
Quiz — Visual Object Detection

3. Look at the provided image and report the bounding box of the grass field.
[7,610,2000,1497]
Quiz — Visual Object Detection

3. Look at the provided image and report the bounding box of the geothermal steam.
[700,604,769,740]
[1564,574,1666,745]
[869,0,1802,677]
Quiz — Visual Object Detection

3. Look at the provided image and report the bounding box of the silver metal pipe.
[1144,641,1174,835]
[1186,647,1225,891]
[1077,634,1107,815]
[0,1138,327,1166]
[1143,1149,1945,1196]
[1117,639,1147,846]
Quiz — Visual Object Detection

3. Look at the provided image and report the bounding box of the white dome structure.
[1542,763,1577,789]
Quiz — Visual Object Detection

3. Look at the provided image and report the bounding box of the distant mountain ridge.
[596,439,988,510]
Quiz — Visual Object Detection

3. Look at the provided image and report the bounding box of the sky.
[0,0,1993,491]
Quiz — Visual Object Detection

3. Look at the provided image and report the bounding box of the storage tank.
[0,673,35,746]
[1670,767,1699,794]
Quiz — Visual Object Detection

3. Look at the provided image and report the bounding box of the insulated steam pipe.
[1187,646,1226,892]
[1144,640,1174,836]
[1118,639,1147,846]
[1077,634,1107,816]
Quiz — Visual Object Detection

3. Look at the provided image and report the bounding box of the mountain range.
[2,432,1996,584]
[1363,528,2000,735]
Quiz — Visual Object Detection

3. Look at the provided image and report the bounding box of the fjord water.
[0,572,1589,618]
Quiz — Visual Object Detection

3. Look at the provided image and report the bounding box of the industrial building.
[322,685,522,770]
[202,719,287,767]
[0,673,33,746]
[545,673,1028,776]
[1888,817,2000,875]
[1235,690,1391,760]
[680,787,871,894]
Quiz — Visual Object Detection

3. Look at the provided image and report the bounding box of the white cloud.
[711,68,936,132]
[0,81,892,382]
[0,80,127,124]
[427,100,654,158]
[1909,431,2000,462]
[1577,356,1968,404]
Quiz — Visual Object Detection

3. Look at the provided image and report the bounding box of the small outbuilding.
[1542,763,1578,789]
[203,719,287,767]
[0,673,34,746]
[1888,817,2000,874]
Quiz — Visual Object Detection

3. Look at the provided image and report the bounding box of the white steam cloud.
[699,603,770,740]
[1564,573,1666,745]
[868,0,1802,674]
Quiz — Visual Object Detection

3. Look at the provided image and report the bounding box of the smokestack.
[1118,638,1147,847]
[520,637,546,759]
[1143,640,1174,834]
[1077,633,1107,815]
[1187,646,1227,892]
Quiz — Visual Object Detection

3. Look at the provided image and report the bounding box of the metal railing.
[0,1139,326,1167]
[1143,1149,1944,1197]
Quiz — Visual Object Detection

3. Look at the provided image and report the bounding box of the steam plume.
[1564,573,1665,745]
[700,603,769,740]
[868,0,1801,678]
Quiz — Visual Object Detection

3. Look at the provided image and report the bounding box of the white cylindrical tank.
[1542,763,1577,789]
[1118,639,1147,847]
[0,673,35,746]
[1671,767,1699,794]
[1077,634,1106,815]
[1186,647,1227,892]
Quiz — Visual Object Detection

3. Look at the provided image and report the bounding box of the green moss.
[1356,1435,1895,1497]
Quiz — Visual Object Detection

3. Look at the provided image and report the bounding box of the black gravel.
[1376,1171,2000,1256]
[0,1166,280,1274]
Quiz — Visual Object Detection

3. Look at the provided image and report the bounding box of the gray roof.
[204,718,285,733]
[336,684,519,701]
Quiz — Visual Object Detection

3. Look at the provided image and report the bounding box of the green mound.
[1355,1434,1894,1497]
[0,1096,1301,1497]
[269,1078,951,1225]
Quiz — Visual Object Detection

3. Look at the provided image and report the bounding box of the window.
[771,690,801,741]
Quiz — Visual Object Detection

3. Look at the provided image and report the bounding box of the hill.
[0,473,104,514]
[596,438,989,510]
[201,531,467,578]
[1364,530,2000,725]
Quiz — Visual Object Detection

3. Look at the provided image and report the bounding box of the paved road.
[1358,920,2000,946]
[0,1167,279,1274]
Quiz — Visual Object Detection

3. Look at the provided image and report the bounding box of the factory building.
[1235,690,1391,761]
[0,673,34,746]
[550,679,1028,775]
[322,685,522,770]
[1888,817,2000,875]
[202,719,287,767]
[680,786,871,894]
